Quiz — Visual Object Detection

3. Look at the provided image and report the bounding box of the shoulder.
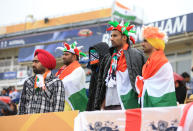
[74,66,85,73]
[24,76,35,85]
[129,47,144,55]
[49,75,64,87]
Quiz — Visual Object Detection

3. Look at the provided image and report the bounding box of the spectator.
[181,72,193,98]
[175,80,187,104]
[9,102,17,115]
[18,49,65,114]
[86,42,110,111]
[0,102,17,116]
[9,86,20,104]
[1,88,8,96]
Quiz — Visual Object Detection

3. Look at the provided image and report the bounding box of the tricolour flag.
[63,66,88,112]
[56,61,88,112]
[112,1,136,21]
[135,51,177,108]
[136,62,177,107]
[74,106,182,131]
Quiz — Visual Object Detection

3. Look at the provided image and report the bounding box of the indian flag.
[136,62,177,108]
[74,106,182,131]
[60,65,88,112]
[116,69,139,109]
[113,1,136,21]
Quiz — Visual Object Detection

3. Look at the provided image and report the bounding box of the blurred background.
[0,0,193,113]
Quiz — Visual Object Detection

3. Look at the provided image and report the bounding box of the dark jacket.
[175,80,187,104]
[86,42,110,111]
[93,46,146,110]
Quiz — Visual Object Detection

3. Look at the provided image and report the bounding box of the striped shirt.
[18,73,65,114]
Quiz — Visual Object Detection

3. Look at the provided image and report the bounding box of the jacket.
[93,46,146,110]
[86,42,110,111]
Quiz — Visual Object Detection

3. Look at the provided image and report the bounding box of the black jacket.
[86,42,110,111]
[93,46,146,110]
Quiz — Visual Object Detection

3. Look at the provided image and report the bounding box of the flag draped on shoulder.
[56,61,88,112]
[136,50,177,107]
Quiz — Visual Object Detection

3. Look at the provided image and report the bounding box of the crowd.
[0,21,193,116]
[0,86,20,116]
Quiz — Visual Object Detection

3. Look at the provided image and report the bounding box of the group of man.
[18,21,177,114]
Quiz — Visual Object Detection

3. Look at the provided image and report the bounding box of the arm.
[94,55,110,110]
[53,79,65,112]
[18,81,28,115]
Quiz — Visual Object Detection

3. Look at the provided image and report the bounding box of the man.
[1,88,8,96]
[136,26,177,107]
[18,49,65,114]
[93,21,146,110]
[9,86,20,104]
[55,42,88,112]
[86,42,109,111]
[181,72,193,98]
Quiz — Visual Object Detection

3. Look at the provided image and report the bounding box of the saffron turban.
[142,26,168,50]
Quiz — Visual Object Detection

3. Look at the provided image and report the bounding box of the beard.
[33,66,46,74]
[143,48,153,54]
[63,56,73,66]
[63,59,73,66]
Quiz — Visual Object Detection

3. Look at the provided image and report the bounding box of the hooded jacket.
[86,42,110,111]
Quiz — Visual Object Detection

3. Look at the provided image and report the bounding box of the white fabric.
[114,1,135,16]
[144,62,175,97]
[116,69,132,109]
[137,62,175,107]
[61,67,86,102]
[74,106,183,131]
[9,91,20,100]
[116,69,132,96]
[36,71,51,89]
[105,69,132,109]
[178,104,193,131]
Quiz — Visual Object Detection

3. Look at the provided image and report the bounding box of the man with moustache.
[55,42,88,112]
[135,26,177,107]
[18,49,65,114]
[93,21,146,110]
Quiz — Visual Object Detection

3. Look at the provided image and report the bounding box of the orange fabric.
[34,70,50,90]
[142,50,168,79]
[56,61,80,80]
[90,59,99,65]
[55,65,66,77]
[179,102,193,127]
[125,108,141,131]
[136,77,144,97]
[117,44,129,72]
[136,50,168,97]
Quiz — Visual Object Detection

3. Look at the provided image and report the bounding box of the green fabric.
[120,89,140,109]
[68,88,88,112]
[113,11,136,21]
[143,90,177,107]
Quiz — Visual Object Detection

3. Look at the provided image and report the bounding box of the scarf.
[34,71,51,91]
[55,61,81,80]
[106,44,129,88]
